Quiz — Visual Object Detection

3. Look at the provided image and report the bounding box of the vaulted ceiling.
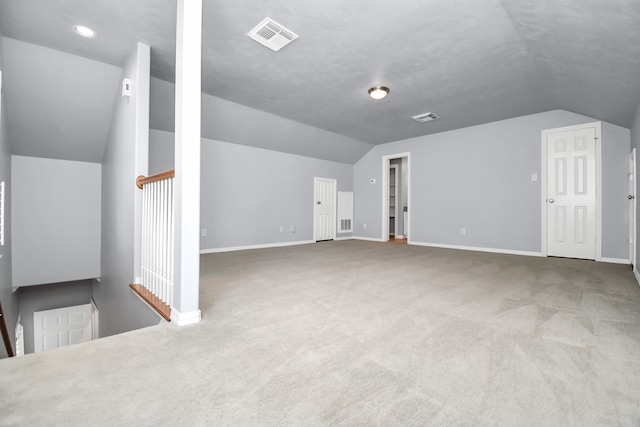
[1,0,639,163]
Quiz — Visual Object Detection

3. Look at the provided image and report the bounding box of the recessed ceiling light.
[368,86,389,100]
[73,25,96,39]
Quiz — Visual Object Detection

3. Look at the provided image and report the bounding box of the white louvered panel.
[247,18,299,52]
[337,191,354,232]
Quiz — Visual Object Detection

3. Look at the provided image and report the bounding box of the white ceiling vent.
[412,112,440,123]
[248,18,299,52]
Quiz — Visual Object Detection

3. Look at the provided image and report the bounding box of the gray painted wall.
[93,43,158,338]
[150,129,354,250]
[149,128,174,175]
[11,156,101,287]
[354,110,630,260]
[631,99,640,269]
[1,38,120,162]
[18,279,92,354]
[0,21,18,358]
[150,77,373,165]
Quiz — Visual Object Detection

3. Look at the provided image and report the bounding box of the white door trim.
[382,152,411,242]
[313,177,337,241]
[90,298,99,340]
[389,164,399,236]
[541,121,602,260]
[630,148,637,268]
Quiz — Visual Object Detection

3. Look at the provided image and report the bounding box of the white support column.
[171,0,202,325]
[133,42,151,286]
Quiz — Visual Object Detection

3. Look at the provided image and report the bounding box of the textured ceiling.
[1,0,639,155]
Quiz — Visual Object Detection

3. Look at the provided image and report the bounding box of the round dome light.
[368,86,389,100]
[73,25,96,39]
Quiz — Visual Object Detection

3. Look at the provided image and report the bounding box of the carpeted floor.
[1,240,640,426]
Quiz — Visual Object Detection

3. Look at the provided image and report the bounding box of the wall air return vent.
[412,112,439,123]
[248,18,299,52]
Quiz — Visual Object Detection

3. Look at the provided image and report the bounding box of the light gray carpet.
[1,240,640,426]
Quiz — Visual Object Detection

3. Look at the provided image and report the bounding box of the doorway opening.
[382,153,410,243]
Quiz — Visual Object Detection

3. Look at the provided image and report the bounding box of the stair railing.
[0,300,14,357]
[131,170,175,321]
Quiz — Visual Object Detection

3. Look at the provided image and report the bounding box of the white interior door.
[314,177,336,241]
[544,124,598,260]
[630,149,636,267]
[34,304,92,353]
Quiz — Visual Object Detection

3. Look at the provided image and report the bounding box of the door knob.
[630,195,635,200]
[548,199,554,203]
[317,201,321,204]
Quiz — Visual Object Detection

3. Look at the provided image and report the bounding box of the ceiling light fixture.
[368,86,389,100]
[73,25,96,39]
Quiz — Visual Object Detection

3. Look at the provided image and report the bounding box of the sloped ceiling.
[2,38,120,162]
[0,0,639,163]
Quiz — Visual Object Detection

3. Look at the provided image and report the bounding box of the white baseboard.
[200,240,315,254]
[334,236,354,241]
[411,242,632,264]
[170,308,201,326]
[634,267,640,287]
[598,257,630,265]
[352,236,386,243]
[410,241,544,258]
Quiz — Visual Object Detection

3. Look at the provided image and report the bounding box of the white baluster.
[168,178,174,307]
[139,175,175,308]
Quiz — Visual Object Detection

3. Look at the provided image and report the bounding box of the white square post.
[171,0,202,325]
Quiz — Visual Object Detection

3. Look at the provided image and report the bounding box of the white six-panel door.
[33,304,92,353]
[544,124,598,260]
[314,177,336,241]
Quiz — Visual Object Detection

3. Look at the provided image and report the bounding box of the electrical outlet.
[279,226,284,232]
[531,173,538,181]
[363,223,368,229]
[201,229,207,237]
[460,228,466,235]
[290,225,296,233]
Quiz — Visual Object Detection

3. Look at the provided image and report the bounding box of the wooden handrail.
[0,301,14,357]
[129,284,171,322]
[136,169,175,189]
